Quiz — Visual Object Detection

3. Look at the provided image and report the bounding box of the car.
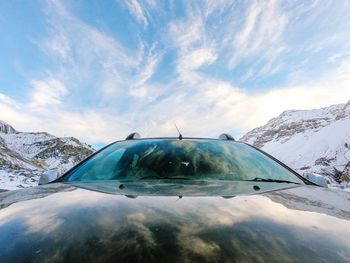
[0,133,350,262]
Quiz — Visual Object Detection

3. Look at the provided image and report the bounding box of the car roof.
[124,132,236,141]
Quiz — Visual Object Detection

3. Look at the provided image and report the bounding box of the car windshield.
[63,139,303,184]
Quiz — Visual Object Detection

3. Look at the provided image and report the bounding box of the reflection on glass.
[64,139,303,184]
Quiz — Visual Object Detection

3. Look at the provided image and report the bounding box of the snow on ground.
[0,170,40,191]
[60,137,82,148]
[241,101,350,190]
[262,118,350,173]
[0,132,55,159]
[0,120,95,191]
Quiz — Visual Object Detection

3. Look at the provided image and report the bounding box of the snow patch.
[241,100,350,190]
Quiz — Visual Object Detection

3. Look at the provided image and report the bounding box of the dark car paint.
[0,182,350,263]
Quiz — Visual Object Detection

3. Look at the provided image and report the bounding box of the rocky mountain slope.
[240,101,350,189]
[0,120,94,190]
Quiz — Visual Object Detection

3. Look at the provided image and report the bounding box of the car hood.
[0,182,350,263]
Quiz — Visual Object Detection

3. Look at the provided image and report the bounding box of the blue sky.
[0,0,350,148]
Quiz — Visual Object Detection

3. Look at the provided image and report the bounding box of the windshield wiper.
[140,175,190,180]
[244,177,301,185]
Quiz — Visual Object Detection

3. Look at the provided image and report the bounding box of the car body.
[1,136,350,262]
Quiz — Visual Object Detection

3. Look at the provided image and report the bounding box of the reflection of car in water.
[1,134,350,262]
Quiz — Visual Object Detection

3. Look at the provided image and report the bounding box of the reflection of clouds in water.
[0,187,349,262]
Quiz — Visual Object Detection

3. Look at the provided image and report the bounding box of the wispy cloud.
[129,44,162,98]
[176,47,217,84]
[43,29,71,61]
[29,78,68,111]
[168,5,218,84]
[123,0,149,27]
[228,0,288,78]
[1,75,350,143]
[0,0,350,144]
[39,0,144,103]
[0,93,19,108]
[169,17,204,52]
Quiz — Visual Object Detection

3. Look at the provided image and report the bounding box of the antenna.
[174,123,183,140]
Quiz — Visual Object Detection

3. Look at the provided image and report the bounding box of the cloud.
[42,27,71,60]
[0,103,38,133]
[177,47,217,83]
[169,17,204,52]
[41,9,136,70]
[1,0,350,145]
[228,0,288,78]
[123,0,149,27]
[1,65,350,144]
[129,45,162,98]
[168,6,218,84]
[0,93,19,108]
[37,0,172,111]
[137,51,161,85]
[29,78,68,111]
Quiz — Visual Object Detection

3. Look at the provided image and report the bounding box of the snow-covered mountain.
[240,101,350,188]
[0,120,95,190]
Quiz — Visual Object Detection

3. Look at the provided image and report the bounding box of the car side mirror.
[303,172,328,188]
[39,169,60,185]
